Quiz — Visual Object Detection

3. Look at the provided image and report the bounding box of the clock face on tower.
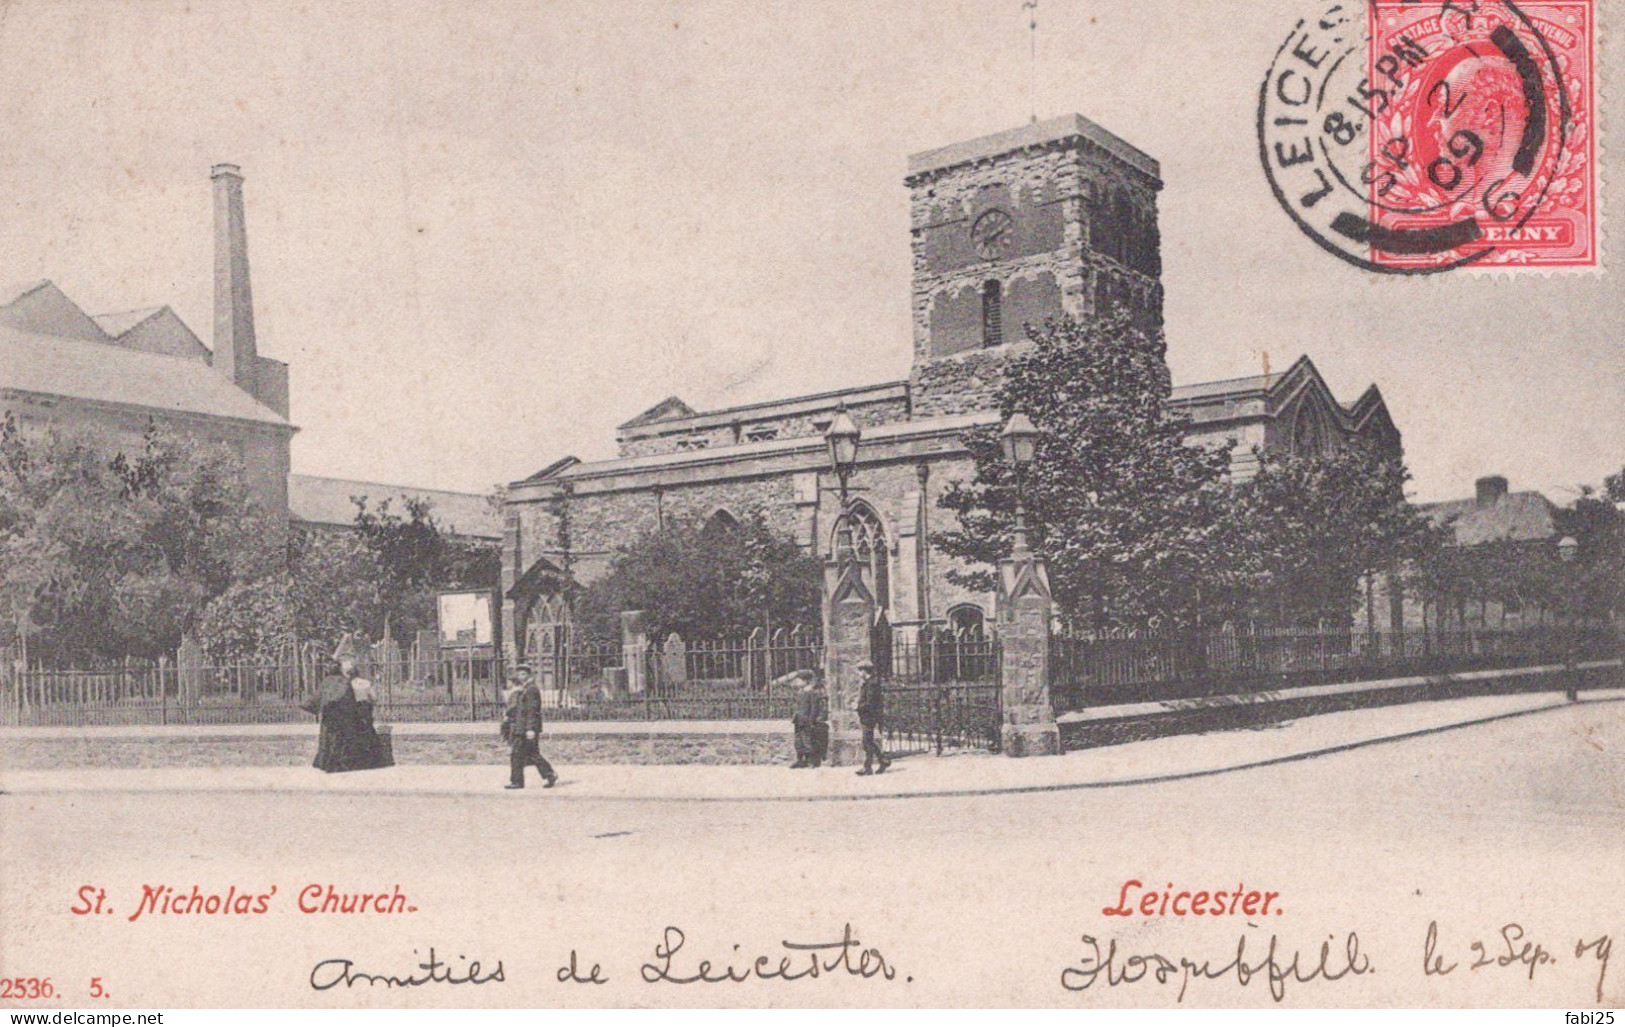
[969,208,1015,260]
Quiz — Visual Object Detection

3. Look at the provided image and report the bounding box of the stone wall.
[508,447,998,640]
[617,395,910,458]
[0,729,796,771]
[907,133,1163,418]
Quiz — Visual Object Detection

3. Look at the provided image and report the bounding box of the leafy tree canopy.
[572,513,821,643]
[1216,444,1437,626]
[0,415,281,661]
[934,311,1235,628]
[933,312,1437,629]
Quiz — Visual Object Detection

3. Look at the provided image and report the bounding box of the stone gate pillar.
[823,557,875,767]
[997,551,1061,757]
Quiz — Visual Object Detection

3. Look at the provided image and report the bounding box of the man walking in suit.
[854,659,890,776]
[505,664,558,790]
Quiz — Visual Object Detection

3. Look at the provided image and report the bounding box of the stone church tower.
[906,114,1163,417]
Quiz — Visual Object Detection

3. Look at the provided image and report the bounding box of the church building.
[501,115,1403,658]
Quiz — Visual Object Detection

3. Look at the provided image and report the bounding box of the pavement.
[3,687,1619,802]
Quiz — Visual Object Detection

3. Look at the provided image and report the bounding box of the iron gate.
[879,633,1002,755]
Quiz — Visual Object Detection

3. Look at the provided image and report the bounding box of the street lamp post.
[994,411,1060,757]
[1558,535,1579,702]
[819,406,869,767]
[999,412,1040,557]
[824,406,861,521]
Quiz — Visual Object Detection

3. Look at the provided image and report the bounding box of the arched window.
[981,279,1003,348]
[833,500,889,613]
[1290,400,1330,457]
[946,604,987,640]
[702,508,739,535]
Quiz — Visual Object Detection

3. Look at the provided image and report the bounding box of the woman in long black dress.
[301,646,389,772]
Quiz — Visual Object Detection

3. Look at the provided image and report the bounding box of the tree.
[1407,474,1621,630]
[1552,483,1624,623]
[1214,443,1439,626]
[350,495,500,641]
[0,415,282,661]
[572,514,821,642]
[933,311,1236,628]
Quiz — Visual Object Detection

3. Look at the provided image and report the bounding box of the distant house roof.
[288,473,501,539]
[92,307,167,337]
[617,396,699,430]
[0,279,284,427]
[0,323,289,427]
[1422,491,1559,545]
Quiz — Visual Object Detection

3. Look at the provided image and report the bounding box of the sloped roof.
[617,395,698,430]
[1169,355,1314,403]
[96,306,211,360]
[0,323,289,427]
[1422,491,1559,545]
[520,455,580,483]
[288,473,501,539]
[0,280,112,342]
[92,307,166,337]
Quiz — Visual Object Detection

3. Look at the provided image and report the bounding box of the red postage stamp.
[1260,0,1598,273]
[1365,0,1597,270]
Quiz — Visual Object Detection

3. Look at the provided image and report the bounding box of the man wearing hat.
[505,663,558,790]
[788,670,829,769]
[854,659,890,775]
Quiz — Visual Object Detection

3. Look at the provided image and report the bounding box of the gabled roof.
[617,395,697,430]
[0,323,288,427]
[506,555,568,600]
[0,279,285,427]
[92,307,167,337]
[1169,354,1313,403]
[521,455,580,483]
[288,474,500,539]
[1422,491,1559,545]
[0,280,111,342]
[92,306,212,361]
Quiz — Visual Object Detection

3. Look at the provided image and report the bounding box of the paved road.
[3,699,1621,1008]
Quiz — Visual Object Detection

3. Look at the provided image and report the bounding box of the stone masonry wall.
[907,136,1163,420]
[617,396,910,458]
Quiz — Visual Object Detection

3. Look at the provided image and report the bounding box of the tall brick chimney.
[211,163,257,394]
[1475,475,1509,507]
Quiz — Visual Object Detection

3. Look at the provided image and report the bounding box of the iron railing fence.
[880,635,1002,754]
[0,630,826,727]
[636,631,825,693]
[1048,624,1620,712]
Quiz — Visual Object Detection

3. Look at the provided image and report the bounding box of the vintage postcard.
[1,0,1621,1012]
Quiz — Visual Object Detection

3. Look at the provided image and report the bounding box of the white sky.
[0,0,1618,504]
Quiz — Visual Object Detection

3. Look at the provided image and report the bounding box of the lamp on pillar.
[995,411,1060,758]
[819,405,870,766]
[825,406,861,516]
[999,412,1040,556]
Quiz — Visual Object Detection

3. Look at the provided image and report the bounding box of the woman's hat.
[332,633,362,663]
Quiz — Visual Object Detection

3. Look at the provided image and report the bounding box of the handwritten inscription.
[1061,931,1371,1002]
[1103,879,1284,918]
[640,925,901,985]
[1425,920,1614,1003]
[310,948,504,990]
